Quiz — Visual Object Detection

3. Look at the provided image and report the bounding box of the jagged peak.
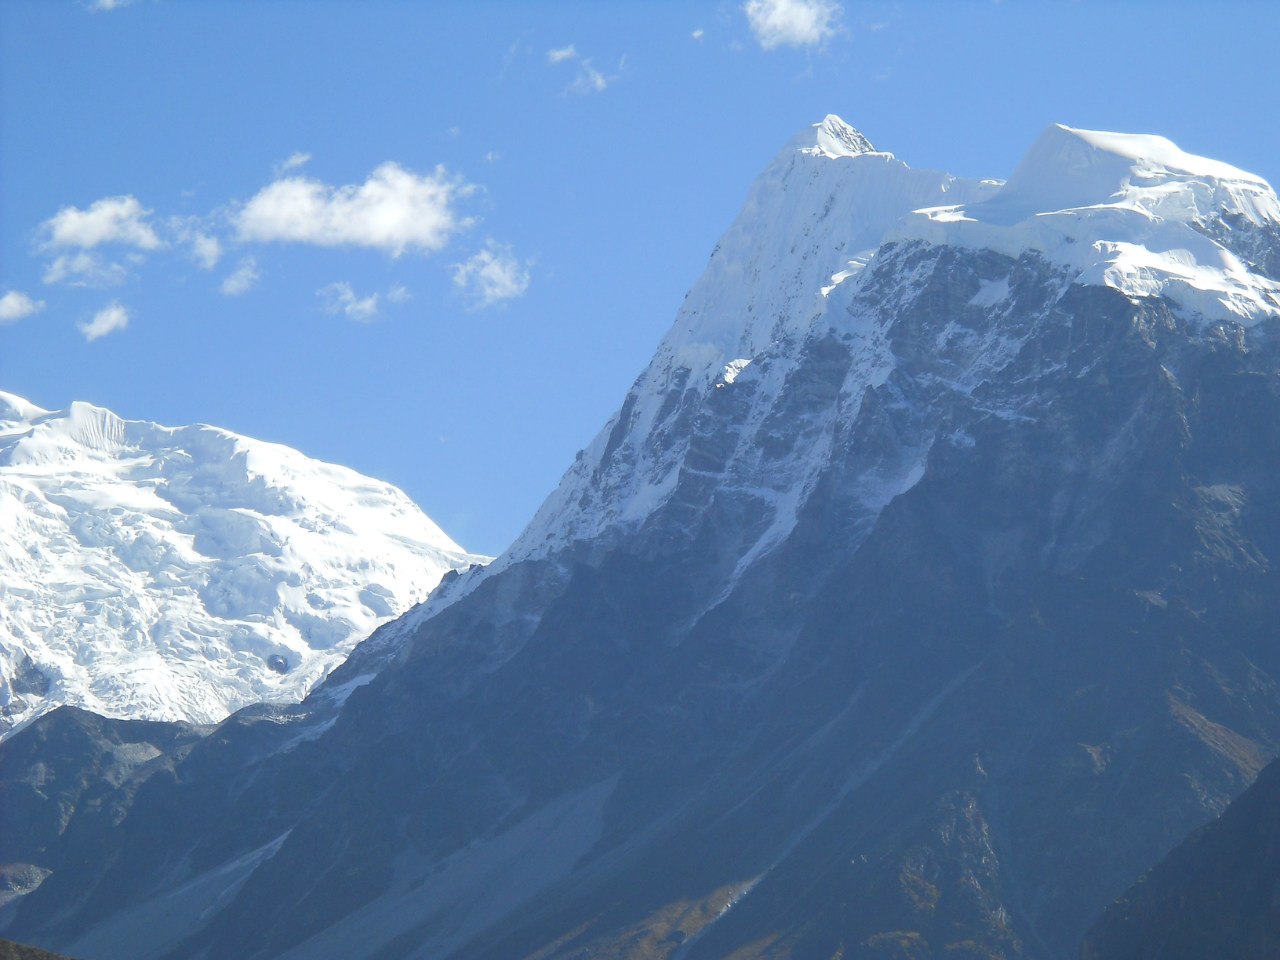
[798,114,877,159]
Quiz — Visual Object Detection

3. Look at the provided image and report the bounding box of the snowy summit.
[468,115,1280,595]
[0,392,487,737]
[900,123,1280,324]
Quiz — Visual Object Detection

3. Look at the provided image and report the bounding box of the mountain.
[1080,754,1280,960]
[0,393,486,737]
[0,937,77,960]
[3,115,1279,960]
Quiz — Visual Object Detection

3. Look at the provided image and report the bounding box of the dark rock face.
[2,239,1279,960]
[0,709,204,926]
[1080,756,1280,960]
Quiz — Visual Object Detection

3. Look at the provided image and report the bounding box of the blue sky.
[3,0,1278,556]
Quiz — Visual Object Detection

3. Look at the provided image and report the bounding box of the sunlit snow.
[896,123,1280,323]
[0,393,487,736]
[470,114,1280,616]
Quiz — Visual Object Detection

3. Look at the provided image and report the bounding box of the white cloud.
[220,257,260,296]
[568,60,609,95]
[43,252,127,287]
[78,301,129,341]
[90,0,133,10]
[190,232,223,270]
[452,241,531,309]
[167,218,223,270]
[546,44,621,95]
[41,195,162,251]
[692,28,705,41]
[318,281,379,322]
[386,285,411,304]
[0,290,46,324]
[236,162,473,257]
[744,0,842,49]
[276,151,312,175]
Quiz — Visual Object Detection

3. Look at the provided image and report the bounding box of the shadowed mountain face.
[2,119,1279,960]
[1081,756,1280,960]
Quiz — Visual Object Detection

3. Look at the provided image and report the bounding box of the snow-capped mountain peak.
[439,117,1280,620]
[0,394,487,737]
[995,123,1272,221]
[476,117,994,578]
[799,113,877,159]
[898,123,1280,324]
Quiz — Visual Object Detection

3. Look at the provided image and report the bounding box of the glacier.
[0,392,486,737]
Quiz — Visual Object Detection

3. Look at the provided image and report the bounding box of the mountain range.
[2,114,1278,959]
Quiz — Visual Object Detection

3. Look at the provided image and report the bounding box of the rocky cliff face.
[2,117,1279,960]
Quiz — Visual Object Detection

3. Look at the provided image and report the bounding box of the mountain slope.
[0,394,486,736]
[3,117,1279,960]
[1080,755,1280,960]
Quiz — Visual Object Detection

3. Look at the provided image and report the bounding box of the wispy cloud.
[40,195,162,251]
[275,151,312,176]
[236,162,474,256]
[220,257,260,296]
[169,217,223,270]
[0,290,45,324]
[90,0,133,10]
[692,28,706,41]
[190,232,222,270]
[43,252,127,287]
[78,301,129,341]
[318,281,380,322]
[744,0,842,49]
[546,44,622,95]
[452,240,531,309]
[386,285,411,304]
[568,60,609,95]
